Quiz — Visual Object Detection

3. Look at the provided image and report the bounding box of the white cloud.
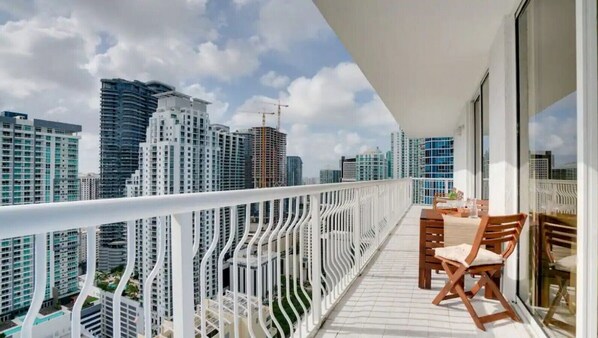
[230,62,396,176]
[0,17,96,98]
[182,83,229,123]
[260,71,290,89]
[0,2,393,177]
[257,0,330,51]
[79,131,99,174]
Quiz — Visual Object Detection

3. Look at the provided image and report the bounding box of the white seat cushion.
[436,202,452,209]
[434,244,504,268]
[555,254,576,272]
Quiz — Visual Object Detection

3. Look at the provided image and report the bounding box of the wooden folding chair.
[432,213,527,331]
[433,192,448,210]
[476,199,489,216]
[542,221,576,329]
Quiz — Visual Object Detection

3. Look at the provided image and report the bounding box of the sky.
[0,0,397,177]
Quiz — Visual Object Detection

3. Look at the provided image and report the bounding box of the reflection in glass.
[517,0,577,337]
[481,76,490,200]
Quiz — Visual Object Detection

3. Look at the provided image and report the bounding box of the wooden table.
[418,208,499,299]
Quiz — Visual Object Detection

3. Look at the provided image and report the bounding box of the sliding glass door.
[516,0,577,336]
[474,75,490,200]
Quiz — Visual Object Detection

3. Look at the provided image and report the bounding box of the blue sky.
[0,0,396,177]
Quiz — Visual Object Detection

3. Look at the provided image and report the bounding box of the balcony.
[0,178,541,338]
[314,205,529,338]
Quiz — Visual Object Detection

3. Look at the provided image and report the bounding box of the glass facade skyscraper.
[356,149,388,181]
[320,169,341,184]
[422,138,454,179]
[286,156,303,186]
[420,137,454,204]
[98,79,174,271]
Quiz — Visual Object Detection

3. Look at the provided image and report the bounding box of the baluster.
[171,212,194,338]
[143,216,166,338]
[232,203,252,338]
[22,233,48,338]
[72,227,97,337]
[309,193,322,325]
[218,207,237,337]
[113,221,135,338]
[200,208,220,338]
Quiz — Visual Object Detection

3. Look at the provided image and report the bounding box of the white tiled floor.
[315,206,533,338]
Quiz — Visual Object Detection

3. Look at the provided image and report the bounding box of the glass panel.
[517,0,577,337]
[474,95,482,197]
[481,76,490,200]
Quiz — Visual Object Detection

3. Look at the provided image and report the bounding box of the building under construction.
[251,126,287,188]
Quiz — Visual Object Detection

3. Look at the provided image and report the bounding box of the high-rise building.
[391,130,410,179]
[98,79,174,272]
[0,111,81,320]
[416,137,454,204]
[530,151,553,179]
[391,129,424,179]
[235,129,254,189]
[408,138,424,178]
[422,138,454,179]
[340,157,356,182]
[386,150,392,179]
[251,127,286,188]
[212,124,249,257]
[77,172,100,269]
[100,290,143,338]
[79,173,100,201]
[356,149,387,181]
[286,156,303,186]
[126,91,220,334]
[320,169,341,184]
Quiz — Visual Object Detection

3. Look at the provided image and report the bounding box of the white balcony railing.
[529,178,577,215]
[411,177,454,205]
[0,179,412,338]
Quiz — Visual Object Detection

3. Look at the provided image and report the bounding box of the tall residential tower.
[98,79,174,271]
[0,111,81,320]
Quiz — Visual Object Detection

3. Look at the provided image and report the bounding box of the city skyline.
[0,1,399,178]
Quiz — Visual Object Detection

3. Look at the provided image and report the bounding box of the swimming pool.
[2,311,66,336]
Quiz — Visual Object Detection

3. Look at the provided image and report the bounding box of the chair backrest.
[465,213,527,265]
[433,193,446,210]
[476,199,489,215]
[542,221,576,264]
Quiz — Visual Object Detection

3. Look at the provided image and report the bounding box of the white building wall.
[452,105,474,198]
[455,14,520,300]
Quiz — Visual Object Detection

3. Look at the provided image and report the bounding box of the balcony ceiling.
[314,0,518,137]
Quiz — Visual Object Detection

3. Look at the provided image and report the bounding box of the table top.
[420,208,443,221]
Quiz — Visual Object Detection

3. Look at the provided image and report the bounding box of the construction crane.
[259,101,288,130]
[238,111,276,188]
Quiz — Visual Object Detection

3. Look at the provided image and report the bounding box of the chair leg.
[452,278,485,331]
[432,262,466,305]
[543,277,569,326]
[469,274,488,298]
[481,272,521,323]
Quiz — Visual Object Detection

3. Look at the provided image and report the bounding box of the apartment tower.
[356,149,388,181]
[126,91,250,334]
[98,79,174,271]
[0,111,81,320]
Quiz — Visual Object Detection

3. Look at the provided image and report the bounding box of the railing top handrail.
[0,179,410,239]
[529,178,577,185]
[411,177,454,181]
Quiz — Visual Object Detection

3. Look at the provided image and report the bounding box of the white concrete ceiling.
[314,0,519,137]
